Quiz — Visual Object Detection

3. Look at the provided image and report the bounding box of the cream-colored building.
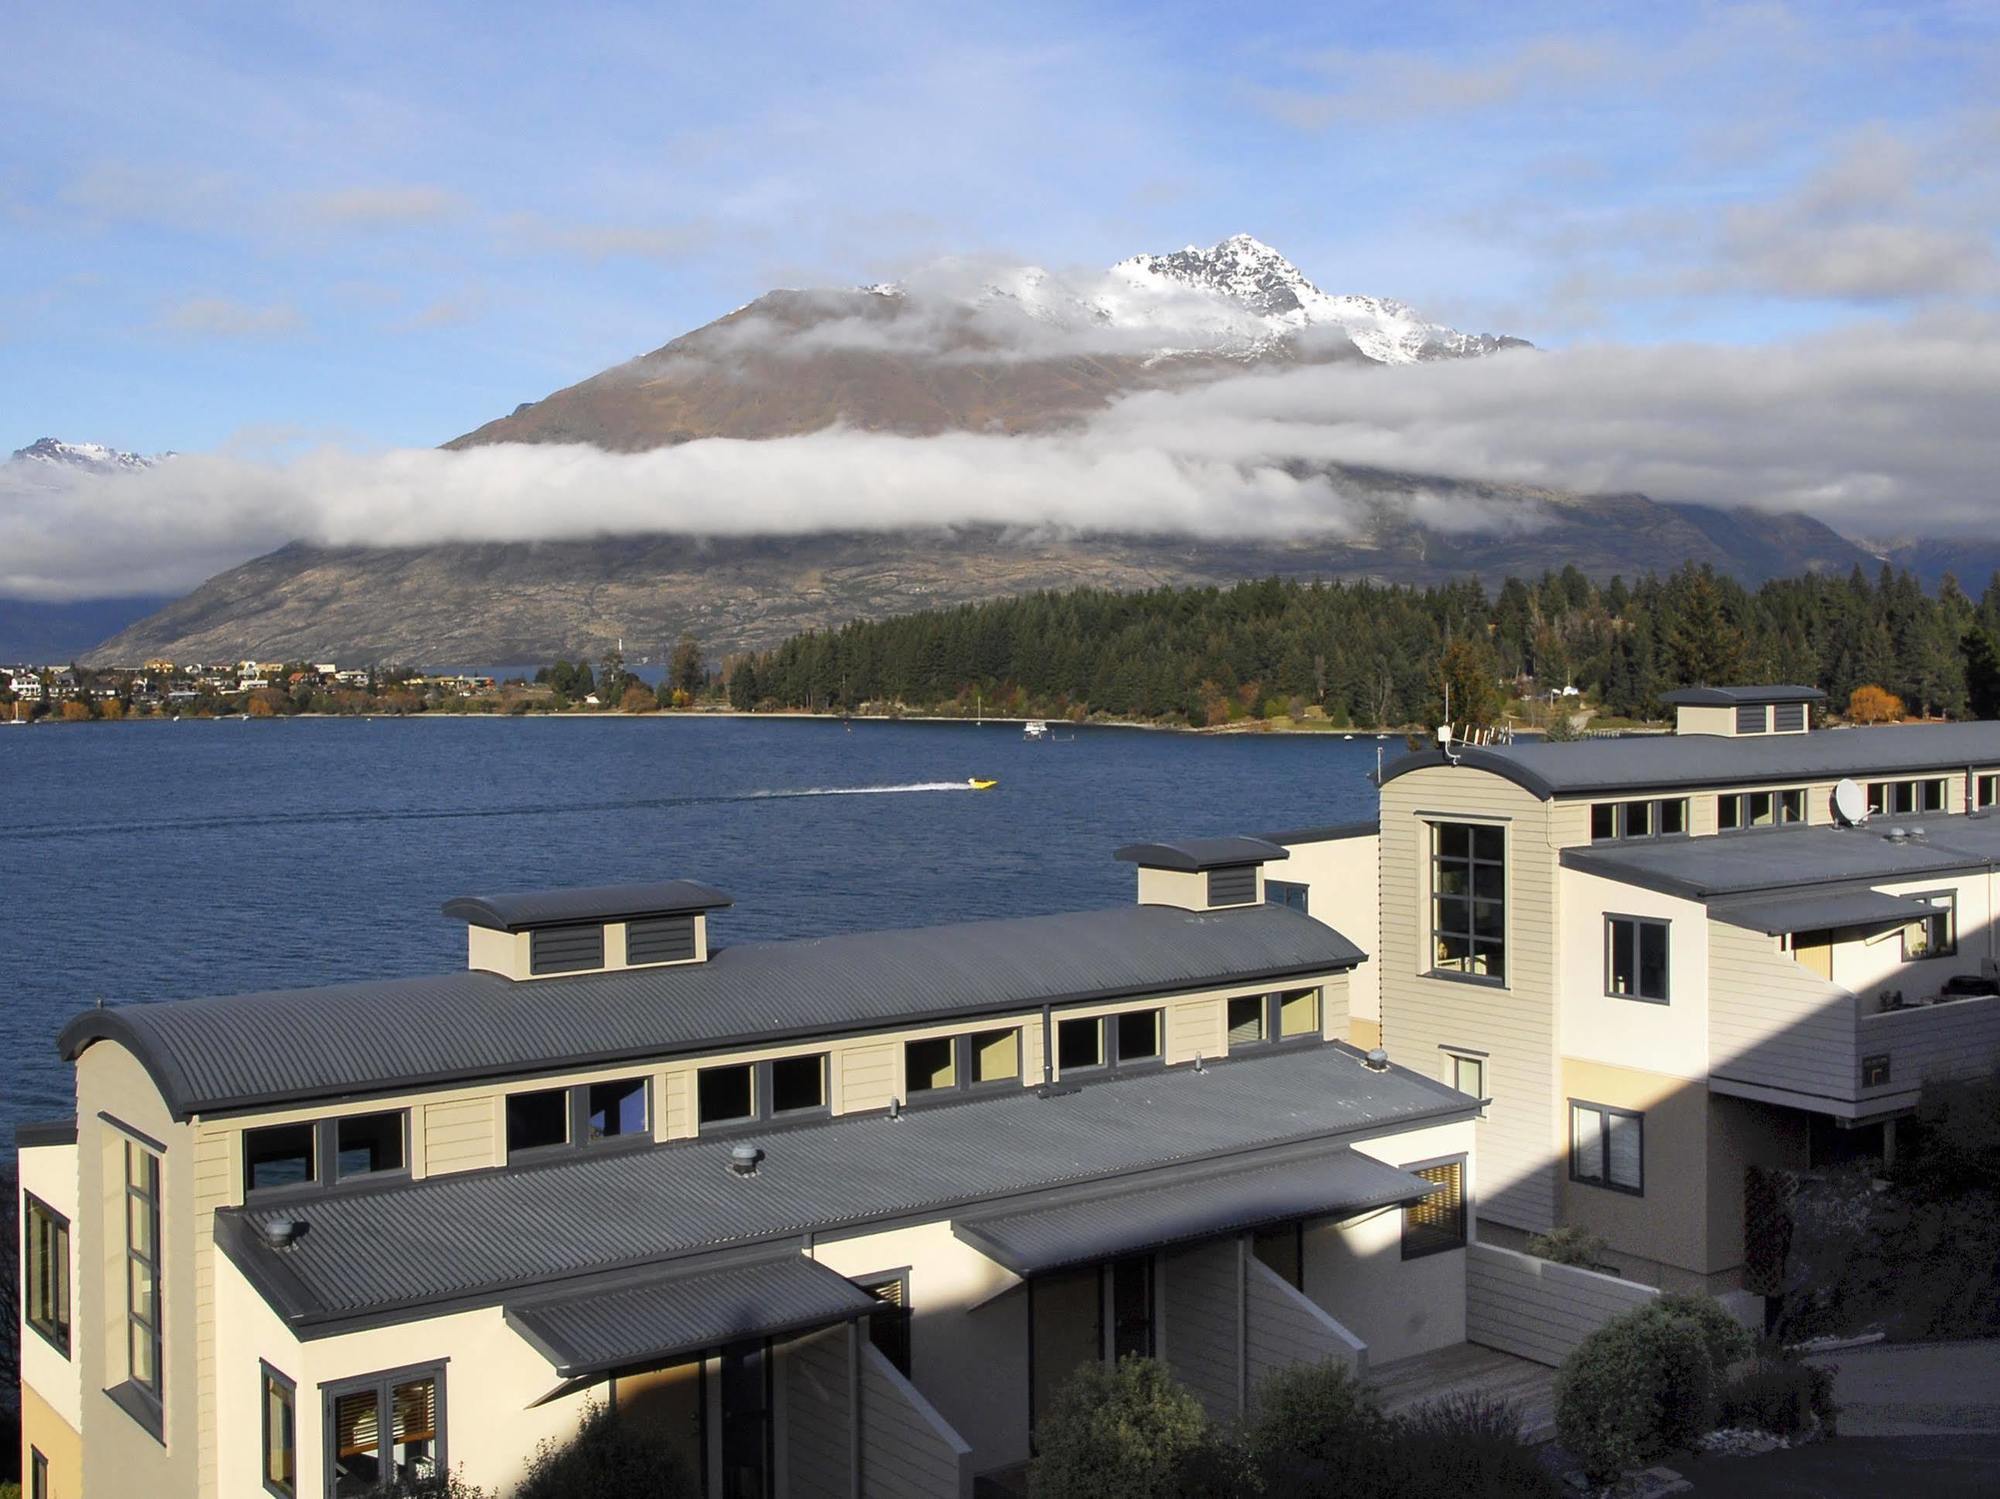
[1272,686,2000,1293]
[18,839,1481,1498]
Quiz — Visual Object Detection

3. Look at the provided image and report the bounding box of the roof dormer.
[1661,685,1823,738]
[443,879,732,980]
[1114,836,1288,911]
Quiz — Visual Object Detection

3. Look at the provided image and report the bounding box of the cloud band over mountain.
[6,312,1997,601]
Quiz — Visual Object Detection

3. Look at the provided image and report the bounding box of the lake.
[0,716,1384,1148]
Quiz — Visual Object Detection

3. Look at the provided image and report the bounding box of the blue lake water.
[0,716,1384,1147]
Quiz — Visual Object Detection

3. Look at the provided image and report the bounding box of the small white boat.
[1023,720,1049,741]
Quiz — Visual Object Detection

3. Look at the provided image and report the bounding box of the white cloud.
[156,295,303,339]
[298,185,466,227]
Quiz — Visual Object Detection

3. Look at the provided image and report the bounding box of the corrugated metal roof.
[1562,814,2000,901]
[504,1254,875,1377]
[218,1041,1473,1332]
[1383,721,2000,799]
[1660,686,1826,706]
[1114,837,1289,872]
[1710,890,1940,935]
[61,901,1363,1118]
[442,879,732,931]
[953,1148,1435,1274]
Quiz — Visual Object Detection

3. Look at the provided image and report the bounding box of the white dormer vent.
[443,879,732,980]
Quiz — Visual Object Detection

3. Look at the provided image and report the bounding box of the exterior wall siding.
[1161,1239,1240,1423]
[1464,1241,1658,1367]
[1707,922,1860,1103]
[17,1141,81,1435]
[1245,1258,1366,1401]
[424,1097,499,1174]
[782,1325,852,1499]
[858,1342,973,1499]
[1273,834,1380,1025]
[19,1377,83,1499]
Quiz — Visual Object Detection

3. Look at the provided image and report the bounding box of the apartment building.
[1272,687,2000,1292]
[17,838,1479,1499]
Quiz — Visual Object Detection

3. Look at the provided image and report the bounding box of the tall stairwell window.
[125,1141,164,1417]
[1431,823,1505,983]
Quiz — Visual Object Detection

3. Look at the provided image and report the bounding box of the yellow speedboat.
[968,777,999,790]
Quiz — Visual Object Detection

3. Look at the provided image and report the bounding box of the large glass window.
[126,1141,163,1400]
[326,1366,443,1497]
[1431,823,1505,982]
[904,1037,957,1094]
[335,1113,405,1180]
[1402,1160,1467,1259]
[244,1124,315,1195]
[769,1055,826,1114]
[586,1078,649,1140]
[262,1363,297,1497]
[1903,891,1956,960]
[1571,1102,1643,1194]
[505,1089,570,1156]
[696,1065,755,1125]
[1606,916,1670,1002]
[24,1194,70,1356]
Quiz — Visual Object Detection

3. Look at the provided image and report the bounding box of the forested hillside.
[730,563,2000,728]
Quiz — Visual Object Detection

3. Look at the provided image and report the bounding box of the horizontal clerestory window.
[905,1028,1025,1100]
[1053,1008,1168,1077]
[1867,778,1946,816]
[1590,798,1688,841]
[245,1112,409,1196]
[1977,773,1999,809]
[507,1077,653,1158]
[1718,787,1805,830]
[695,1054,829,1128]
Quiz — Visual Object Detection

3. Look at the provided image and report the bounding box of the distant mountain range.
[19,235,1995,666]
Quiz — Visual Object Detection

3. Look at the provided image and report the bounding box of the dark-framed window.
[1590,798,1688,841]
[246,1112,410,1196]
[1114,1008,1163,1065]
[30,1448,48,1499]
[1444,1050,1485,1098]
[1720,787,1805,831]
[1401,1158,1467,1259]
[1605,915,1670,1002]
[769,1055,826,1115]
[857,1271,913,1377]
[1225,994,1266,1047]
[697,1064,757,1125]
[904,1037,958,1095]
[335,1113,407,1179]
[1571,1101,1643,1194]
[972,1028,1022,1085]
[1431,822,1505,982]
[1868,778,1946,816]
[510,1078,654,1154]
[125,1140,164,1404]
[1862,1054,1891,1088]
[1277,988,1320,1040]
[324,1362,445,1498]
[905,1030,1025,1101]
[1057,1015,1106,1073]
[263,1362,298,1497]
[245,1124,316,1195]
[1265,879,1309,914]
[1902,890,1956,960]
[1977,773,1999,809]
[24,1193,71,1356]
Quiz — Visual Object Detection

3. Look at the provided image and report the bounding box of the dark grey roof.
[442,879,732,931]
[1382,721,2000,800]
[1114,836,1288,872]
[14,1118,77,1149]
[216,1041,1474,1333]
[1660,685,1826,707]
[1562,813,2000,902]
[504,1253,875,1379]
[953,1148,1434,1275]
[1710,890,1940,935]
[62,902,1363,1119]
[1259,821,1379,846]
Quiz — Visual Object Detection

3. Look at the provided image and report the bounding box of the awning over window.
[1710,890,1938,936]
[953,1149,1438,1276]
[505,1253,877,1379]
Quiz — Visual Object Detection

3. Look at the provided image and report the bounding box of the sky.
[3,1,1998,597]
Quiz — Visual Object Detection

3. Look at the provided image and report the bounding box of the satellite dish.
[1833,778,1867,826]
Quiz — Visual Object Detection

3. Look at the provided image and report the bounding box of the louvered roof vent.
[444,879,732,980]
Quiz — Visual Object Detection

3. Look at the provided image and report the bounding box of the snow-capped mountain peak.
[10,437,165,471]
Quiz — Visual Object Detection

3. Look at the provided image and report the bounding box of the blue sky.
[4,1,1997,454]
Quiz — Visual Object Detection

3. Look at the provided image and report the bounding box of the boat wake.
[750,782,971,799]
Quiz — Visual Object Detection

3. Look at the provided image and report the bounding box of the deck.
[1369,1342,1559,1441]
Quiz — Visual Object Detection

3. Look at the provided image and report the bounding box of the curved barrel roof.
[442,878,731,931]
[60,901,1365,1118]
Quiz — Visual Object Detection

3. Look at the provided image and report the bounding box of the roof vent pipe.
[1884,826,1910,842]
[260,1217,305,1250]
[728,1144,764,1177]
[1363,1048,1391,1071]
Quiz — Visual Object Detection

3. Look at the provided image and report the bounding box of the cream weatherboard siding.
[1380,766,1561,1234]
[1858,995,2000,1109]
[857,1343,974,1499]
[424,1096,499,1173]
[1464,1242,1658,1367]
[1706,921,1859,1102]
[1161,1240,1239,1422]
[782,1326,852,1499]
[837,1041,897,1113]
[1245,1258,1366,1396]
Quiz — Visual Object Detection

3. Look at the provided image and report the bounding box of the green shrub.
[1028,1358,1224,1499]
[515,1400,698,1499]
[1718,1353,1838,1438]
[1525,1224,1609,1268]
[1894,1076,2000,1199]
[1554,1297,1751,1480]
[2,1482,20,1499]
[1388,1393,1562,1499]
[1248,1359,1395,1498]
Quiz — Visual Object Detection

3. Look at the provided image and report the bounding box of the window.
[1978,773,1999,809]
[1868,778,1947,816]
[697,1065,755,1124]
[126,1141,163,1403]
[1207,865,1256,906]
[326,1365,443,1497]
[1720,787,1804,830]
[245,1124,315,1195]
[972,1028,1021,1085]
[1115,1008,1163,1063]
[761,1055,819,1114]
[1278,988,1320,1039]
[505,1088,571,1155]
[904,1037,957,1094]
[1226,995,1265,1047]
[1401,1159,1466,1259]
[24,1194,70,1356]
[1591,798,1689,841]
[1431,822,1505,982]
[1571,1102,1643,1194]
[1606,915,1670,1002]
[1057,1016,1105,1072]
[860,1274,912,1377]
[1902,891,1956,960]
[335,1113,405,1180]
[586,1077,649,1139]
[1265,879,1309,913]
[30,1448,49,1499]
[1445,1052,1484,1098]
[263,1363,297,1497]
[1862,1054,1891,1088]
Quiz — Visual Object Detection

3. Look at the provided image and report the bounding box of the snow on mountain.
[10,437,166,471]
